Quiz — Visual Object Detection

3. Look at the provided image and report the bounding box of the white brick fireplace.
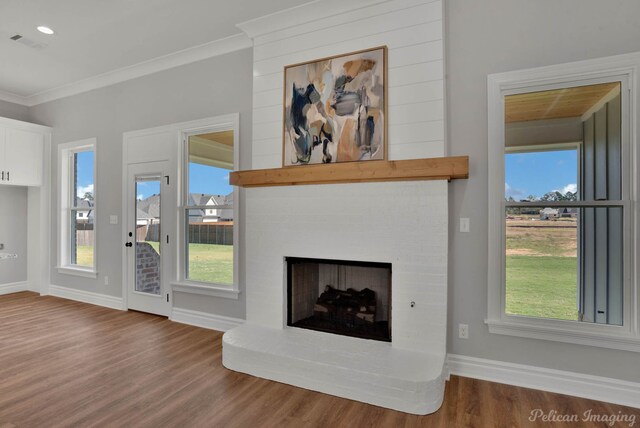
[223,0,449,415]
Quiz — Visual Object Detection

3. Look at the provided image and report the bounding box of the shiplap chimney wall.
[243,0,448,352]
[251,0,445,168]
[228,0,449,412]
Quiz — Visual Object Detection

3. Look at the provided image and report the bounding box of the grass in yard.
[75,246,94,267]
[146,241,233,285]
[505,217,579,321]
[506,219,576,257]
[186,243,233,285]
[506,255,578,321]
[76,242,233,285]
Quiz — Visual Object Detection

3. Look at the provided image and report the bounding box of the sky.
[77,148,576,202]
[505,149,578,200]
[75,152,232,201]
[134,163,232,200]
[75,151,94,199]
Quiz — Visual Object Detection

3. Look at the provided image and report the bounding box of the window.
[488,58,639,351]
[180,128,237,289]
[58,138,97,277]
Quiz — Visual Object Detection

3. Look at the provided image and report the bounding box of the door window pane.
[135,179,161,295]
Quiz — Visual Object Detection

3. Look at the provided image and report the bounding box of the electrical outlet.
[110,215,118,225]
[460,218,470,233]
[458,323,469,339]
[104,275,109,285]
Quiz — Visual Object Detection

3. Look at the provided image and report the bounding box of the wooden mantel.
[230,156,469,188]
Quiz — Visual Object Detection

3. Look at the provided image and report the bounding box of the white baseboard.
[447,354,640,409]
[171,307,244,332]
[48,284,125,310]
[0,281,29,295]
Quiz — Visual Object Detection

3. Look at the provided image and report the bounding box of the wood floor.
[0,292,637,427]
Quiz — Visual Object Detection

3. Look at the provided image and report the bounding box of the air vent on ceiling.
[9,34,47,49]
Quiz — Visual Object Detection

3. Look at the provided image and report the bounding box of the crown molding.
[10,33,252,107]
[236,0,390,40]
[0,89,29,106]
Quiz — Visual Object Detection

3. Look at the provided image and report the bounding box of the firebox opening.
[286,257,392,342]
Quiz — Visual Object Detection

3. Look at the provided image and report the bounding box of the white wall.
[28,49,253,319]
[243,0,448,354]
[250,0,445,169]
[0,186,28,284]
[446,0,640,381]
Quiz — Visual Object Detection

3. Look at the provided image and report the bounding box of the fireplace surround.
[222,179,449,414]
[223,0,453,414]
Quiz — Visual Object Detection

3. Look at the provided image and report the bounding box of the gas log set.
[292,284,391,342]
[313,285,377,325]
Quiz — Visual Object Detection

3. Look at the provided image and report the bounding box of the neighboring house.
[558,207,578,218]
[540,207,559,220]
[136,209,154,226]
[137,193,234,223]
[187,193,233,223]
[75,197,94,223]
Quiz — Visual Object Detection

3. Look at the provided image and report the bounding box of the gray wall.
[446,0,640,381]
[28,49,253,319]
[0,186,28,284]
[0,99,29,122]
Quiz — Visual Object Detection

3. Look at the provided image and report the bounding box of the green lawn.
[186,243,233,285]
[76,243,233,285]
[76,246,94,268]
[506,255,578,320]
[505,218,579,321]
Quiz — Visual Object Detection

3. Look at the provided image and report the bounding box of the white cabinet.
[0,118,48,187]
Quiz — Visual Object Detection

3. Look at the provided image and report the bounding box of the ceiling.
[197,130,234,147]
[505,82,620,123]
[0,0,309,99]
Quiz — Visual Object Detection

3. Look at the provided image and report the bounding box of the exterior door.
[126,161,172,316]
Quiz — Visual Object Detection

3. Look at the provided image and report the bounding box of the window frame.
[173,116,240,299]
[487,56,639,352]
[57,138,98,278]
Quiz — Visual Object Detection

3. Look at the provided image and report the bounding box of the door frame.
[121,114,240,313]
[125,161,172,316]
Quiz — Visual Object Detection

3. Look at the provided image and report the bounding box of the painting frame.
[282,46,388,167]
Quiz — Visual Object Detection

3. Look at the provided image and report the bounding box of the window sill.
[56,266,98,279]
[171,281,240,300]
[486,318,640,353]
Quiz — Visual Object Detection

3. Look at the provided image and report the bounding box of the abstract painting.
[283,46,387,166]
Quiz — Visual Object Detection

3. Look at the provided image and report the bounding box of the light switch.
[460,218,470,233]
[110,215,118,225]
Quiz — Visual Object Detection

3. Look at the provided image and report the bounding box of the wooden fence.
[76,223,234,247]
[187,222,233,245]
[136,222,233,245]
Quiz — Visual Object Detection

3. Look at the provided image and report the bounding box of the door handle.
[125,242,133,247]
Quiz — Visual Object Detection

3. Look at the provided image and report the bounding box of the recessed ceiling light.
[37,26,54,35]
